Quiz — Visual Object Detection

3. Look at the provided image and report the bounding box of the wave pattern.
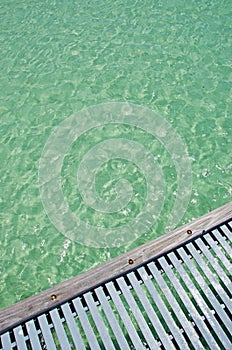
[39,102,192,247]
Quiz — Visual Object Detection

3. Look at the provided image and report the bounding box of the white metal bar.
[187,242,232,313]
[178,246,232,331]
[61,303,86,350]
[50,308,72,350]
[26,320,42,350]
[38,314,57,350]
[158,256,220,349]
[148,261,204,349]
[95,286,131,350]
[106,281,145,349]
[212,228,232,257]
[84,292,116,350]
[168,252,231,349]
[72,297,101,350]
[117,276,159,349]
[13,325,28,350]
[137,266,190,350]
[128,271,177,349]
[204,234,231,273]
[1,332,13,350]
[195,237,231,288]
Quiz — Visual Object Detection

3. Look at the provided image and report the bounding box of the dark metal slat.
[61,303,86,350]
[187,242,232,313]
[168,252,231,349]
[128,271,177,350]
[158,256,220,349]
[137,266,190,350]
[106,281,145,349]
[148,261,204,349]
[204,234,231,273]
[50,308,72,350]
[38,314,57,350]
[95,286,131,350]
[195,237,231,288]
[117,276,160,349]
[1,332,13,350]
[84,292,116,350]
[72,297,101,350]
[26,320,42,350]
[178,246,232,331]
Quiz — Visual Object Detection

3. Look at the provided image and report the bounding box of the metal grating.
[0,219,231,349]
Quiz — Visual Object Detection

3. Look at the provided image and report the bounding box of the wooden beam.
[0,201,231,333]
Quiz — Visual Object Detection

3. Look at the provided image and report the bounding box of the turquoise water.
[0,0,231,309]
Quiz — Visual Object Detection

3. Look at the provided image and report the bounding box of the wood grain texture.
[0,201,231,333]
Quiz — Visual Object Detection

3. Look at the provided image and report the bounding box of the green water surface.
[0,0,231,309]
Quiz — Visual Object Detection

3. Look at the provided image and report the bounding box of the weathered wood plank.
[0,201,231,333]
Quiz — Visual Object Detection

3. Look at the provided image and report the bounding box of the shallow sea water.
[0,0,231,309]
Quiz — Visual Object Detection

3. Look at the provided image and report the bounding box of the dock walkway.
[0,202,231,349]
